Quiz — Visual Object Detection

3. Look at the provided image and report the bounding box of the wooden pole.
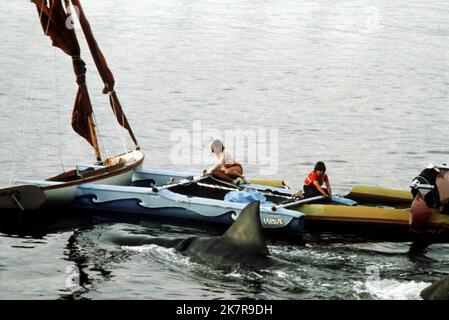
[87,114,102,162]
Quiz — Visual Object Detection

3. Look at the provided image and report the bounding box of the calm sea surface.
[1,0,449,299]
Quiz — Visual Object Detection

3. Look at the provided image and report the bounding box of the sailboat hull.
[42,167,135,207]
[11,150,144,210]
[0,185,46,210]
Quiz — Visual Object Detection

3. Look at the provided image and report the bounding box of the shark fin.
[222,201,269,255]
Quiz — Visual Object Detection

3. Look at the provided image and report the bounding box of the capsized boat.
[0,1,144,210]
[72,168,449,236]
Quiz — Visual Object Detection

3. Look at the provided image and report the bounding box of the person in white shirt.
[205,139,246,184]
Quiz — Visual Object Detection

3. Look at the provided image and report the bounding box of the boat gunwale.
[42,150,144,191]
[304,215,410,225]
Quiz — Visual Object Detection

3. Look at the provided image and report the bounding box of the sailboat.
[0,0,144,210]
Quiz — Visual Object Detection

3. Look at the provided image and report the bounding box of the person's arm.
[325,180,332,196]
[206,163,221,174]
[206,152,224,174]
[313,180,328,197]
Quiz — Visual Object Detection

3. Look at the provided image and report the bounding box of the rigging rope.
[195,182,295,200]
[54,47,65,173]
[110,91,128,154]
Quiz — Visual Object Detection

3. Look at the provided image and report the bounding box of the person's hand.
[294,191,302,199]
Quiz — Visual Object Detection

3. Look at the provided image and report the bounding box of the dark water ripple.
[2,215,447,300]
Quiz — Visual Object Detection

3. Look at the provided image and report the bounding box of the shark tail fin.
[222,201,269,255]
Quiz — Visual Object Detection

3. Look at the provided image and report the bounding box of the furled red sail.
[70,0,139,149]
[31,0,96,149]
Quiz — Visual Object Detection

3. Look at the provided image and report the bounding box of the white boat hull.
[8,150,144,210]
[0,184,46,210]
[42,168,135,207]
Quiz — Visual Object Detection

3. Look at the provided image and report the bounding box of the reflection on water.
[1,211,448,300]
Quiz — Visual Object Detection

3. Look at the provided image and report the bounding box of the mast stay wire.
[110,91,128,154]
[9,1,54,185]
[54,46,65,173]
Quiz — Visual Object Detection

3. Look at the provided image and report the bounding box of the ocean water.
[1,0,449,300]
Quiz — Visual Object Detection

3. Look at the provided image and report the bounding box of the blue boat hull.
[73,183,305,234]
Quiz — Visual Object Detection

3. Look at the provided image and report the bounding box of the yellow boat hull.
[345,186,413,205]
[294,204,449,230]
[246,179,449,232]
[248,179,288,189]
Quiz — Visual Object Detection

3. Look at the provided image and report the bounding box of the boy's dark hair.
[211,139,225,153]
[314,161,326,172]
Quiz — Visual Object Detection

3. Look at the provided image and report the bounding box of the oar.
[271,195,325,212]
[151,175,209,193]
[207,175,295,199]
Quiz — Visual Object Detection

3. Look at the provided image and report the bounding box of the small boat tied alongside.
[73,169,306,234]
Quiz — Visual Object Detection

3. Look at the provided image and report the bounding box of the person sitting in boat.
[302,161,332,198]
[205,139,247,184]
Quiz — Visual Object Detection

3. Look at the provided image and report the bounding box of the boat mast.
[32,0,138,164]
[87,115,101,162]
[70,0,140,151]
[63,1,102,162]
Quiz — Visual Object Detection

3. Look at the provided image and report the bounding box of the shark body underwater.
[100,201,289,270]
[421,275,449,300]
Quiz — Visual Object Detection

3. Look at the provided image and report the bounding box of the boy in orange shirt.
[302,161,332,198]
